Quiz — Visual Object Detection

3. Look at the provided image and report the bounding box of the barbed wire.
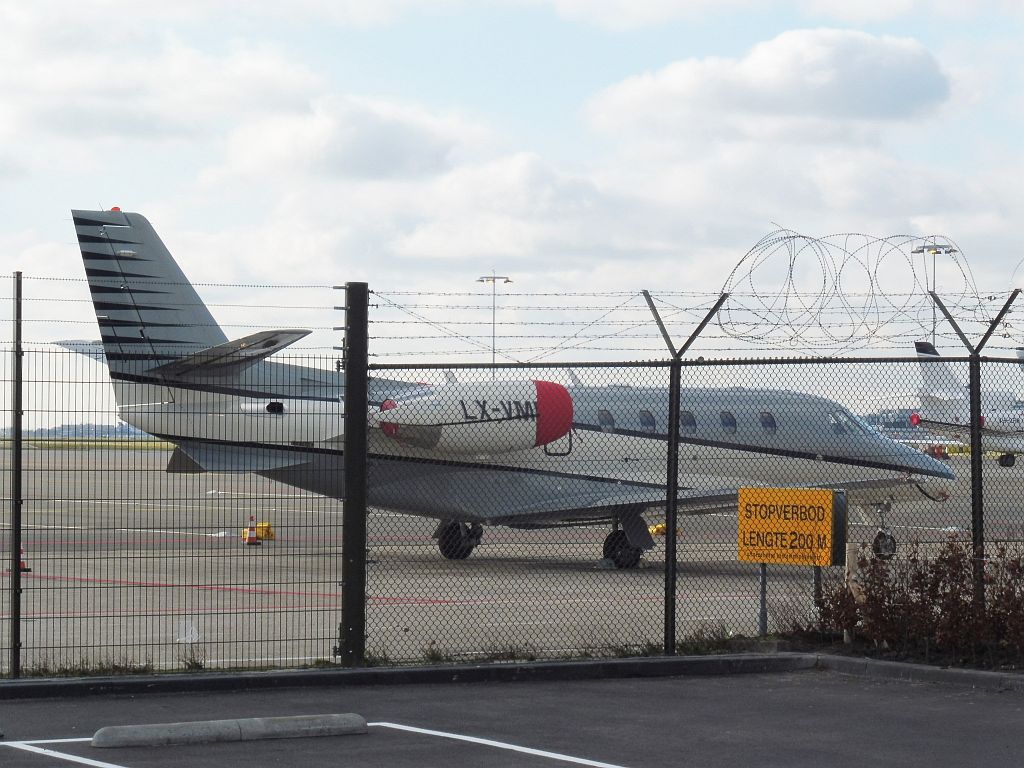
[6,234,1023,362]
[717,230,985,352]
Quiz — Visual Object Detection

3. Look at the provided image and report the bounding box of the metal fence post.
[643,290,729,656]
[9,271,23,678]
[968,353,985,607]
[664,358,681,654]
[339,282,369,667]
[929,288,1019,610]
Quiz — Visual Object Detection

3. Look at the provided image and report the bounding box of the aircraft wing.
[369,448,944,529]
[915,416,1024,442]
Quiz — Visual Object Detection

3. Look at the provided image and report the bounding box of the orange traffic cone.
[18,546,31,573]
[242,516,261,546]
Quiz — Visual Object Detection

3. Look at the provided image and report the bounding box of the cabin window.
[679,410,697,435]
[597,409,616,433]
[759,411,777,434]
[720,411,737,434]
[638,409,656,434]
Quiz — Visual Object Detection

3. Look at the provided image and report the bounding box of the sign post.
[739,488,845,635]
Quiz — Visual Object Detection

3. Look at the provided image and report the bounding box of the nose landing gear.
[870,502,896,561]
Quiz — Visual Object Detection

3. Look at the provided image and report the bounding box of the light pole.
[912,242,958,345]
[477,271,512,371]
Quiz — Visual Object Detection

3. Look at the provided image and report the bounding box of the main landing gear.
[603,530,643,569]
[436,520,483,560]
[998,453,1016,468]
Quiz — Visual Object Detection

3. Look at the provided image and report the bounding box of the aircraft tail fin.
[72,209,229,380]
[915,340,967,420]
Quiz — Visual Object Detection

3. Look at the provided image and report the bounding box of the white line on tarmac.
[369,722,631,768]
[2,740,129,768]
[17,523,231,538]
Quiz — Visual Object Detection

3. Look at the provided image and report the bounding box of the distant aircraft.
[64,209,956,567]
[913,340,1024,467]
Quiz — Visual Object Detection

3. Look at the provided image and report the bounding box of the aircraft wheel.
[602,530,622,559]
[872,528,897,560]
[438,521,475,560]
[999,453,1016,468]
[604,530,642,569]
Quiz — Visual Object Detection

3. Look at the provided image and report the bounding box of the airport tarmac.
[1,449,1022,673]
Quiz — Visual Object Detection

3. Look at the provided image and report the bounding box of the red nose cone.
[534,380,573,447]
[910,412,921,426]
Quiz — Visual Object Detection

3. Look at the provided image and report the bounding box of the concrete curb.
[91,713,368,748]
[814,653,1024,692]
[0,653,815,699]
[3,652,1023,700]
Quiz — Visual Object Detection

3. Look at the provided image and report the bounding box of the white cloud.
[1,34,322,143]
[588,29,950,147]
[576,29,990,276]
[210,96,492,182]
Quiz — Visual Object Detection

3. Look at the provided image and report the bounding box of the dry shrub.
[818,535,1024,667]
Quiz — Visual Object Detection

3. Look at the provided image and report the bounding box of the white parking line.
[369,722,631,768]
[6,725,632,767]
[2,740,129,768]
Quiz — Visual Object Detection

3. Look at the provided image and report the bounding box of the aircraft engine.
[374,379,573,456]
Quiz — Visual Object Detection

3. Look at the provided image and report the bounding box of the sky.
[1,0,1023,357]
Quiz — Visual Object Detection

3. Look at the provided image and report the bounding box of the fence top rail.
[2,345,1021,368]
[368,354,984,371]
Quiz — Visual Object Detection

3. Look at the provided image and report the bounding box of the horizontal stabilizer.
[53,340,107,362]
[149,330,311,380]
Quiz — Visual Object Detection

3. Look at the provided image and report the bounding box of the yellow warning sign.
[738,487,845,566]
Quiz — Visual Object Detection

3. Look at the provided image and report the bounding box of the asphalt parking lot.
[3,664,1024,768]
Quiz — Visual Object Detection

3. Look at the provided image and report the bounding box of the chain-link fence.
[6,342,1018,676]
[1,347,347,675]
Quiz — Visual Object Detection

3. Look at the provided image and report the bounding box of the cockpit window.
[720,411,737,434]
[829,410,868,435]
[679,410,697,435]
[597,409,615,433]
[638,409,656,434]
[760,411,777,434]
